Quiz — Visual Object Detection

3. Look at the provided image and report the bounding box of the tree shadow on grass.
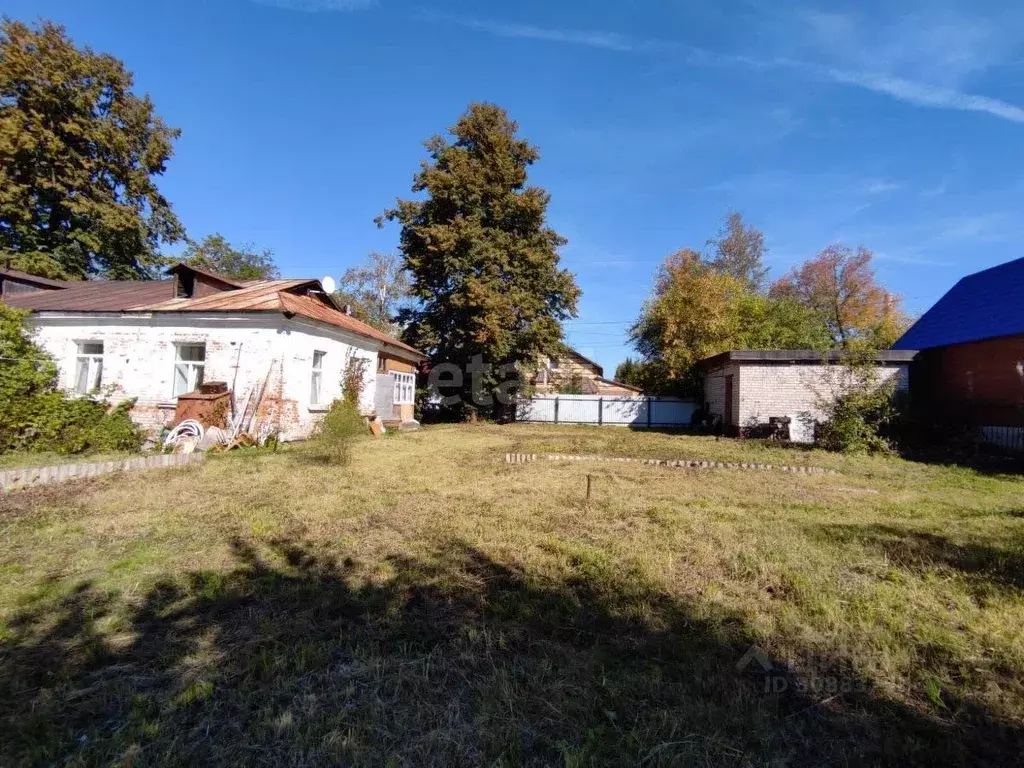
[1,538,1022,766]
[813,523,1024,591]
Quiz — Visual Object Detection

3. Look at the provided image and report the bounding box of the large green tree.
[380,103,580,417]
[182,234,279,280]
[0,19,183,279]
[630,249,830,395]
[770,244,910,348]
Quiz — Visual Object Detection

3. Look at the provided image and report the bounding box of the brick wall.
[915,334,1024,426]
[735,362,908,429]
[28,313,380,441]
[704,363,740,423]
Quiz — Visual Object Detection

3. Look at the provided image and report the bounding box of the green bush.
[815,352,900,454]
[0,306,141,454]
[310,399,366,466]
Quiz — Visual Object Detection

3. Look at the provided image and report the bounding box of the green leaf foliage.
[310,399,366,466]
[705,211,770,292]
[380,103,580,418]
[815,350,901,454]
[0,305,140,453]
[630,250,831,396]
[0,19,184,279]
[182,234,279,280]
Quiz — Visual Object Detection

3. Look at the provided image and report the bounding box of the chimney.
[343,304,352,316]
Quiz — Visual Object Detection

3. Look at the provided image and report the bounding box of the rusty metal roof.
[4,275,425,361]
[3,280,176,311]
[144,280,315,312]
[0,268,73,289]
[278,292,423,357]
[166,262,248,289]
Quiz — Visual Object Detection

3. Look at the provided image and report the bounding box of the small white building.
[699,350,917,440]
[3,264,425,441]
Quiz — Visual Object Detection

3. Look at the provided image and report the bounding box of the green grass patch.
[0,424,1021,765]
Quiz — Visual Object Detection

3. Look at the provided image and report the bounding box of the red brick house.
[893,257,1024,440]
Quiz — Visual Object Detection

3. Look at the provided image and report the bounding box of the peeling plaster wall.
[27,312,382,441]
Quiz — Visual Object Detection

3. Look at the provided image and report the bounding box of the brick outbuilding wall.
[705,360,909,433]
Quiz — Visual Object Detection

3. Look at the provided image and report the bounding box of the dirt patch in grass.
[0,425,1022,766]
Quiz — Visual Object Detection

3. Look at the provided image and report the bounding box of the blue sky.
[7,0,1024,373]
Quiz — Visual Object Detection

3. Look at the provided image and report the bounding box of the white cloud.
[824,69,1024,124]
[431,10,1024,125]
[790,9,1024,124]
[251,0,374,12]
[451,18,637,52]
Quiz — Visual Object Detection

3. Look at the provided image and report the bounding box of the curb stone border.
[0,452,206,491]
[504,452,837,475]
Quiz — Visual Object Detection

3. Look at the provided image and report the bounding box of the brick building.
[2,264,425,439]
[700,350,915,440]
[893,256,1024,434]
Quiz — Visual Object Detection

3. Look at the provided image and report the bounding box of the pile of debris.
[162,378,279,454]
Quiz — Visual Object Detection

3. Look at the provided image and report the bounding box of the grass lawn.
[1,424,1022,766]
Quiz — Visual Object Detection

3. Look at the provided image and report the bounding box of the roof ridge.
[958,255,1024,282]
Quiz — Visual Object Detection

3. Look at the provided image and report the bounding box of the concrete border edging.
[0,452,206,491]
[504,452,837,475]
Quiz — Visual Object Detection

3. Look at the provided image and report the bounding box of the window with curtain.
[173,343,206,397]
[74,341,104,394]
[393,372,415,405]
[310,350,326,406]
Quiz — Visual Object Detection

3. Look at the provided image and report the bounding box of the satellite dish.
[321,276,336,294]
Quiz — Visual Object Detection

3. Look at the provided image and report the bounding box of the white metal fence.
[518,394,698,428]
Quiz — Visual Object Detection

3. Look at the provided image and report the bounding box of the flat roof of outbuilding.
[697,349,918,368]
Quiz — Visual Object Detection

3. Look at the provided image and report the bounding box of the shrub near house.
[0,306,140,454]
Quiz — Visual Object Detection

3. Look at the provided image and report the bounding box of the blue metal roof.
[893,256,1024,350]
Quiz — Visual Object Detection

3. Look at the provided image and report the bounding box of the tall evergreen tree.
[0,19,184,279]
[380,103,580,417]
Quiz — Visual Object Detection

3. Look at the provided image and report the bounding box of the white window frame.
[393,372,415,405]
[74,341,104,395]
[173,343,206,397]
[310,350,326,406]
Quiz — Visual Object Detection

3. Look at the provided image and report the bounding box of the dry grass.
[1,424,1022,766]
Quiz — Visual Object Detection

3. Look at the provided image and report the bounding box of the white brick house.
[3,264,425,441]
[700,350,917,439]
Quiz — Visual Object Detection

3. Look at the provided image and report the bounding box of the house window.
[310,350,326,406]
[548,356,560,370]
[377,355,387,373]
[393,372,415,405]
[173,343,206,397]
[74,341,104,394]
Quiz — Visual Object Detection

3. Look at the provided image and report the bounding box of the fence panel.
[519,395,697,428]
[979,426,1024,453]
